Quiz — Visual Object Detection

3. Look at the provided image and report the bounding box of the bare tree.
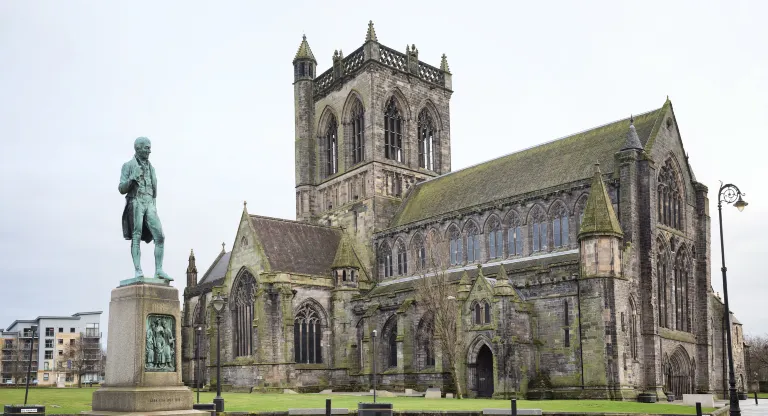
[413,232,467,398]
[746,334,768,382]
[57,337,88,387]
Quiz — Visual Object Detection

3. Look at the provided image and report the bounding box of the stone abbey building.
[182,22,747,399]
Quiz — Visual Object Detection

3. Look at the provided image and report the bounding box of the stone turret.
[294,35,317,219]
[578,163,624,278]
[186,249,197,288]
[331,232,361,287]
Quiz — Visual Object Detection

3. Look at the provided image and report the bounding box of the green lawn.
[0,388,717,415]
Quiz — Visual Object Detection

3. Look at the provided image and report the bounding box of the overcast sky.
[1,1,766,345]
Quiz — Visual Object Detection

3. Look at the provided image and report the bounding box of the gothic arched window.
[416,314,435,369]
[657,248,669,328]
[448,226,463,266]
[381,317,398,369]
[351,99,365,165]
[418,108,435,171]
[412,234,426,271]
[466,223,480,263]
[658,159,683,229]
[483,300,491,324]
[395,240,408,276]
[294,303,323,364]
[507,213,522,256]
[551,204,569,248]
[473,302,481,325]
[488,218,503,259]
[231,271,256,357]
[629,298,638,360]
[379,242,393,278]
[384,97,403,163]
[675,250,691,332]
[531,208,547,252]
[326,116,339,176]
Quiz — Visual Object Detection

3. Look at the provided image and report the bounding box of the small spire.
[365,20,378,42]
[440,54,451,73]
[579,163,623,239]
[293,34,317,64]
[221,242,226,254]
[406,44,410,52]
[621,115,642,151]
[189,249,195,258]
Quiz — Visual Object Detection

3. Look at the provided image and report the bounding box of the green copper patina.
[119,137,172,286]
[145,314,176,372]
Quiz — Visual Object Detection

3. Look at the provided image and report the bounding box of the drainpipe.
[577,275,585,389]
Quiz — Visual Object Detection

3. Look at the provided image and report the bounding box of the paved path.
[736,400,768,415]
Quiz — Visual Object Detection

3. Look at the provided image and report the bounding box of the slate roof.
[199,251,231,284]
[250,215,342,276]
[293,35,316,63]
[390,107,664,228]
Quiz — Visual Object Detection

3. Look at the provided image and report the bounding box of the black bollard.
[755,391,759,405]
[511,399,517,416]
[695,402,702,416]
[326,398,331,416]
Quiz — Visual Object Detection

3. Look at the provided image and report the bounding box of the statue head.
[134,137,152,161]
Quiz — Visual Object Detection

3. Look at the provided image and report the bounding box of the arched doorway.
[664,347,693,396]
[476,345,494,397]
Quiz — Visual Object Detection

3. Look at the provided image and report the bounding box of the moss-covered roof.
[578,164,623,239]
[390,107,663,227]
[331,233,361,270]
[293,35,316,63]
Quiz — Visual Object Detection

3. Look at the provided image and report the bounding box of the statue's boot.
[134,269,144,279]
[154,240,173,281]
[155,269,173,281]
[132,239,144,279]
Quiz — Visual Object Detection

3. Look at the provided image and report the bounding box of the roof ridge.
[410,107,662,189]
[250,214,342,230]
[199,249,230,283]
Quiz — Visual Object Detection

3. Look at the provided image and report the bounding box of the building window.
[384,97,403,163]
[412,234,426,271]
[531,208,547,252]
[351,99,365,164]
[231,270,257,357]
[58,350,63,356]
[488,218,503,259]
[43,373,49,381]
[507,214,522,256]
[44,362,49,370]
[552,205,569,248]
[379,243,393,278]
[70,328,75,333]
[658,159,683,229]
[45,351,53,360]
[657,251,669,328]
[69,339,75,346]
[449,227,463,266]
[395,240,408,276]
[564,328,570,347]
[388,326,398,368]
[85,323,99,338]
[675,250,692,332]
[473,302,482,325]
[58,339,63,345]
[45,328,54,337]
[45,340,53,349]
[325,116,338,177]
[483,300,491,324]
[294,303,323,364]
[418,108,435,171]
[629,299,638,360]
[58,328,63,333]
[466,223,480,263]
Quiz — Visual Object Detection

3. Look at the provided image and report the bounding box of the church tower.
[292,21,454,272]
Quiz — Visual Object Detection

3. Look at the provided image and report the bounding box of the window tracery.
[466,222,480,263]
[657,247,670,328]
[231,271,256,357]
[294,303,323,364]
[384,97,403,163]
[418,108,436,171]
[412,234,426,271]
[448,226,462,266]
[395,240,408,276]
[551,204,569,248]
[507,213,522,256]
[487,217,503,259]
[530,208,547,252]
[416,314,435,369]
[675,250,692,332]
[658,159,683,229]
[379,242,393,278]
[350,99,365,165]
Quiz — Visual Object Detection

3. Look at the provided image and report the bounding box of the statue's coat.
[119,157,157,243]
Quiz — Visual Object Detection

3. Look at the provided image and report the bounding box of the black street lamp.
[23,325,37,405]
[211,294,227,412]
[371,329,377,403]
[195,326,202,404]
[717,182,747,416]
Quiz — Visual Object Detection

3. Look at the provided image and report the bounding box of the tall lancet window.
[418,108,436,171]
[351,99,365,164]
[294,303,323,364]
[231,271,256,357]
[326,116,338,176]
[384,97,403,163]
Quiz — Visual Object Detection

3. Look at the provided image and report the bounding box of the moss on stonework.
[579,164,623,238]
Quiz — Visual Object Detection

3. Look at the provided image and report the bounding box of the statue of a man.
[119,137,172,281]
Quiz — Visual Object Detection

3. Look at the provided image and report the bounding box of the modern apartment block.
[1,311,102,386]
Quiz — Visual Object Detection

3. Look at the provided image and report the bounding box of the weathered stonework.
[181,23,747,401]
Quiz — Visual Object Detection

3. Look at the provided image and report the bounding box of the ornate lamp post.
[195,326,202,404]
[23,325,37,405]
[211,294,226,412]
[717,182,747,416]
[371,329,377,403]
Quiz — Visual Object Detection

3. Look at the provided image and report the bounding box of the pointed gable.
[331,233,361,270]
[578,164,623,239]
[293,35,316,63]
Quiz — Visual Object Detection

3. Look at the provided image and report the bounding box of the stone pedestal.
[82,283,207,416]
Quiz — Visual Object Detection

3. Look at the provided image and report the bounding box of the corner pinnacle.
[293,34,317,63]
[621,115,642,151]
[365,20,378,42]
[440,54,451,73]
